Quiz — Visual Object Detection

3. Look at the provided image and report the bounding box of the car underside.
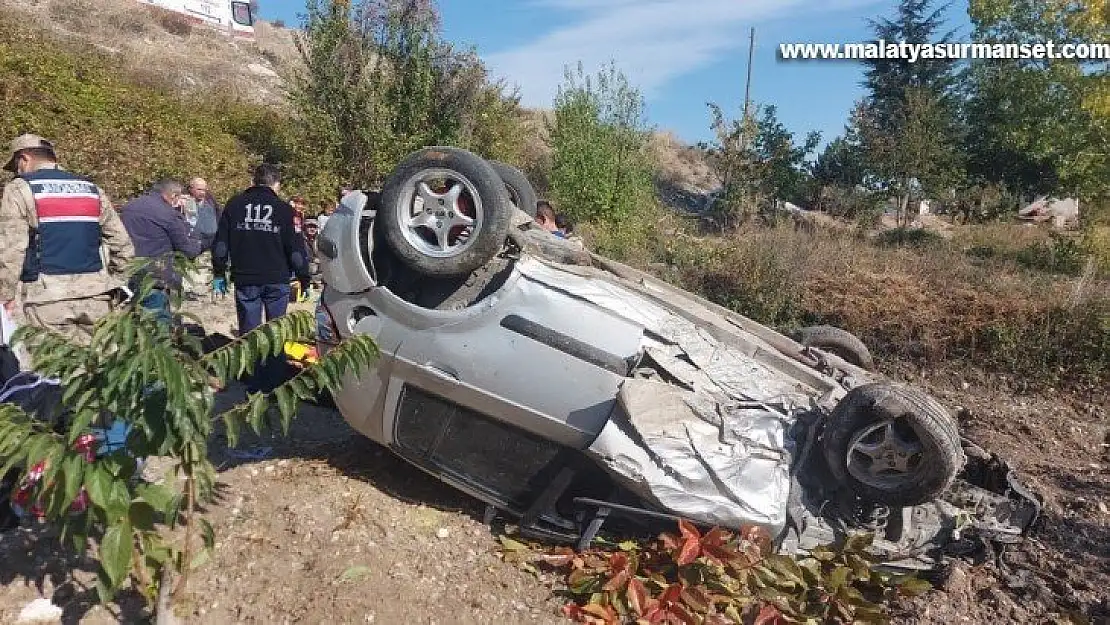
[312,147,1041,572]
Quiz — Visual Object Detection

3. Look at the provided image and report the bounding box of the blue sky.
[259,0,973,149]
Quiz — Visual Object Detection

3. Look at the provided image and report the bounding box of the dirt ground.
[1,296,1107,624]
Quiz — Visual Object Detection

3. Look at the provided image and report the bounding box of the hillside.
[0,0,298,105]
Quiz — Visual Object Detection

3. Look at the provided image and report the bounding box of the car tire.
[823,382,964,507]
[799,325,875,371]
[380,147,514,278]
[488,160,538,218]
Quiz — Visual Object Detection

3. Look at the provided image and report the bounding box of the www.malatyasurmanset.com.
[779,39,1110,62]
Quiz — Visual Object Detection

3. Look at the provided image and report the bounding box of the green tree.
[965,0,1108,204]
[862,0,959,129]
[548,61,654,224]
[288,0,523,189]
[702,103,820,227]
[858,0,963,224]
[0,257,377,620]
[811,109,884,221]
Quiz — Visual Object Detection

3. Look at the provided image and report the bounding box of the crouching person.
[0,135,134,354]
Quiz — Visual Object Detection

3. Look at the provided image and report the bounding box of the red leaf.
[562,603,586,621]
[701,543,737,564]
[604,569,631,592]
[753,603,786,625]
[677,536,701,566]
[659,583,684,606]
[741,525,773,556]
[679,586,713,613]
[627,577,649,616]
[581,604,619,625]
[678,519,700,541]
[701,527,728,547]
[666,603,699,625]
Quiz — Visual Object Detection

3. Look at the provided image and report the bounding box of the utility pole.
[741,26,755,145]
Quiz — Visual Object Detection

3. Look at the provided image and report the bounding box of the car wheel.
[798,325,875,371]
[380,147,514,277]
[823,383,964,507]
[488,160,538,218]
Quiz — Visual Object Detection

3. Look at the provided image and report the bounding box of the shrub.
[1013,231,1087,276]
[590,218,1109,388]
[500,521,930,624]
[548,61,654,225]
[0,256,378,616]
[874,227,946,250]
[154,7,194,37]
[0,25,255,202]
[288,0,525,188]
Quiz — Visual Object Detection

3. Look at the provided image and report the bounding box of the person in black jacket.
[212,164,309,393]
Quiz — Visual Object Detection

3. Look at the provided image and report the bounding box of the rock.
[247,62,279,78]
[16,598,63,624]
[1099,501,1108,515]
[436,528,450,539]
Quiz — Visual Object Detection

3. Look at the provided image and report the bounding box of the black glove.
[298,276,311,293]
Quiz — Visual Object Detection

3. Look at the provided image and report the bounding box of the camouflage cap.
[3,134,55,172]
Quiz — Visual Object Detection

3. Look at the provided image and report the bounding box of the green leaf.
[99,519,133,589]
[248,395,268,435]
[826,566,851,591]
[129,500,157,531]
[223,411,242,448]
[199,518,215,550]
[62,453,86,510]
[898,576,933,597]
[499,535,530,552]
[274,386,297,433]
[847,554,872,580]
[844,532,875,554]
[764,555,807,589]
[105,478,132,522]
[85,465,114,509]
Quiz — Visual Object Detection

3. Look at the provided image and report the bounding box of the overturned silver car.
[314,147,1038,570]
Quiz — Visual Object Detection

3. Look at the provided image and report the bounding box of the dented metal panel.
[587,378,795,532]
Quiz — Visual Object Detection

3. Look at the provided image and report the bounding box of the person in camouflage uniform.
[0,134,134,350]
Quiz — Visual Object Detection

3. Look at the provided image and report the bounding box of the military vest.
[19,168,104,283]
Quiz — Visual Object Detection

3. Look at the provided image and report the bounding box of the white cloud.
[485,0,879,108]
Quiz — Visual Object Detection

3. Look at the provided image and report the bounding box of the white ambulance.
[136,0,255,38]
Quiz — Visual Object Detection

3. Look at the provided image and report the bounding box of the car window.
[395,385,563,507]
[231,1,253,26]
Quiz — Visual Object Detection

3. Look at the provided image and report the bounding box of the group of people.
[0,134,327,392]
[0,133,583,389]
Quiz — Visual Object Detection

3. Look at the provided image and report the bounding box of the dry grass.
[648,131,718,192]
[588,213,1110,386]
